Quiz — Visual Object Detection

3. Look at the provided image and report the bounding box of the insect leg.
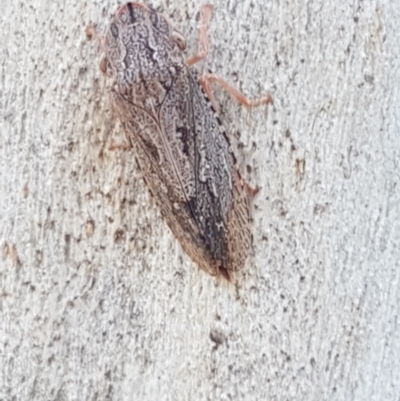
[86,25,110,75]
[198,74,273,110]
[106,120,132,151]
[85,25,106,47]
[236,167,260,198]
[109,141,132,151]
[186,5,273,110]
[186,4,213,67]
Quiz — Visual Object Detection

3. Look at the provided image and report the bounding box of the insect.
[87,3,272,280]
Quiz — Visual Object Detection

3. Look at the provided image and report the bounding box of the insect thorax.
[104,3,186,92]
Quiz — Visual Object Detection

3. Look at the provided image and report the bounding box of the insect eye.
[172,31,186,50]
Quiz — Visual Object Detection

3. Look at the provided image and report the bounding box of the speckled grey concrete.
[1,1,399,400]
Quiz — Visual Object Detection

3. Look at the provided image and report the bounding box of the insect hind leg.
[199,74,273,111]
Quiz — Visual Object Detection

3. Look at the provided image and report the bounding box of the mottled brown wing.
[184,71,252,274]
[178,71,234,267]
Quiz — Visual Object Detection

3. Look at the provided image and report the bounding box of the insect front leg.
[186,4,213,67]
[86,25,110,76]
[86,24,106,53]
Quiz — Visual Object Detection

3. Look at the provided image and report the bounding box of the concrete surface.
[1,0,399,400]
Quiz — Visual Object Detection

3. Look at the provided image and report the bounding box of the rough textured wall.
[1,0,399,400]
